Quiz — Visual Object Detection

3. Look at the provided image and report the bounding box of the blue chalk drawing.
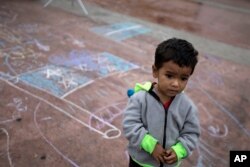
[49,50,98,68]
[91,22,151,41]
[49,50,139,77]
[19,51,138,97]
[0,72,15,81]
[97,52,139,76]
[19,65,91,97]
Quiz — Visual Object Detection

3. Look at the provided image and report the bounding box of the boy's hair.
[154,38,198,74]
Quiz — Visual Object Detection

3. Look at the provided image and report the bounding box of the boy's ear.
[152,65,158,78]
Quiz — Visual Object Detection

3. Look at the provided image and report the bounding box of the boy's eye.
[166,74,173,78]
[181,77,188,81]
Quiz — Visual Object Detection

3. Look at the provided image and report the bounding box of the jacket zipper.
[147,85,169,167]
[160,107,168,167]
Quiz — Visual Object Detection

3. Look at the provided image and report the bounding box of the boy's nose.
[172,79,179,87]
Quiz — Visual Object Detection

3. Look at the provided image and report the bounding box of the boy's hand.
[163,148,178,164]
[152,143,166,164]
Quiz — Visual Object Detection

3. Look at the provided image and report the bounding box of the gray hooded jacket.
[123,88,200,167]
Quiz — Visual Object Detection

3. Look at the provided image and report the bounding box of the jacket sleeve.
[171,142,187,160]
[122,94,149,148]
[177,105,200,158]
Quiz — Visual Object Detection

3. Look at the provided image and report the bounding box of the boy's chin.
[167,91,179,97]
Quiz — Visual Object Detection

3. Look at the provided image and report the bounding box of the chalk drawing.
[40,116,52,121]
[49,50,138,76]
[72,39,85,48]
[0,28,23,48]
[17,23,41,34]
[49,50,139,98]
[207,124,228,137]
[7,97,28,113]
[3,54,19,76]
[187,77,249,166]
[33,103,80,167]
[197,103,228,138]
[187,70,250,137]
[98,52,139,76]
[117,71,129,78]
[44,67,62,78]
[95,89,107,98]
[0,97,28,124]
[64,99,122,139]
[58,76,78,89]
[6,60,36,76]
[79,99,86,106]
[7,44,39,60]
[196,83,250,137]
[22,28,85,49]
[1,35,45,75]
[195,145,216,167]
[48,50,93,68]
[91,22,151,41]
[0,128,13,167]
[198,139,227,164]
[0,72,19,83]
[33,39,50,52]
[0,27,47,78]
[89,102,126,131]
[0,117,15,125]
[2,79,121,139]
[19,65,92,97]
[105,25,142,36]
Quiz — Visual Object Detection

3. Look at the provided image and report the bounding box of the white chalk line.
[40,117,52,121]
[105,25,142,36]
[0,128,13,167]
[62,70,138,98]
[61,80,94,98]
[89,101,126,130]
[0,119,14,124]
[14,65,76,98]
[8,74,122,139]
[1,78,120,139]
[60,98,121,139]
[33,103,79,167]
[199,139,227,164]
[198,103,228,138]
[0,106,22,125]
[197,85,250,137]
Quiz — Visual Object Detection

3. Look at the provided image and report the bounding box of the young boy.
[122,38,200,167]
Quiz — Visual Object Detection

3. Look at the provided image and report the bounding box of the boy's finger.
[165,149,171,155]
[165,149,173,157]
[158,155,165,163]
[155,158,160,164]
[166,159,176,165]
[164,153,175,161]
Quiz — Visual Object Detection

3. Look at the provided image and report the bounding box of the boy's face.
[152,60,192,100]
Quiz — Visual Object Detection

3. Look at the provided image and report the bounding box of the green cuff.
[171,142,187,161]
[134,82,152,93]
[140,134,158,154]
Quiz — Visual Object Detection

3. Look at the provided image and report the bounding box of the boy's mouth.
[168,89,179,94]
